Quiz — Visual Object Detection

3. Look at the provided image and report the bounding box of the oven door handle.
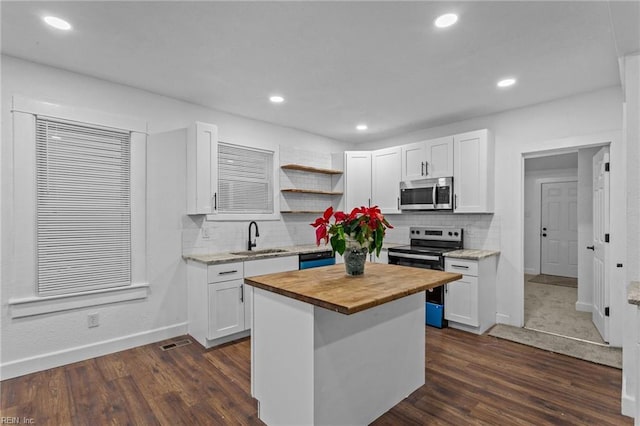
[388,252,440,261]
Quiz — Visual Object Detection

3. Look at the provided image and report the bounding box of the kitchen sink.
[230,248,289,256]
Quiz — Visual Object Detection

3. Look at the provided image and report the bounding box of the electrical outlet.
[88,313,99,328]
[201,227,210,239]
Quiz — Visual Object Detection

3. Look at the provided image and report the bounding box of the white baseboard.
[524,267,538,275]
[621,391,636,419]
[0,322,188,380]
[575,301,592,312]
[496,313,511,324]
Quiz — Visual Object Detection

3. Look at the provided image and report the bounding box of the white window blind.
[36,118,132,296]
[218,143,274,213]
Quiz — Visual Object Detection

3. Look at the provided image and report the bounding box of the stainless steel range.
[387,226,463,271]
[388,226,463,328]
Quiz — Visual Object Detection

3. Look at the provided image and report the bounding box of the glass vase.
[343,238,368,276]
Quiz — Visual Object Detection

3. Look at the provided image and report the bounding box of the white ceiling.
[2,1,639,143]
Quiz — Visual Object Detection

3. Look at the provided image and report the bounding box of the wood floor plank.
[0,327,631,425]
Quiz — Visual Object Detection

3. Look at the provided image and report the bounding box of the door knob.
[586,245,595,251]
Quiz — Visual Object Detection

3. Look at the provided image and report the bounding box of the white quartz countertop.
[444,249,500,260]
[628,281,640,306]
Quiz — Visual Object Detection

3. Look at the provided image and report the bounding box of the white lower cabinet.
[187,255,298,349]
[444,256,497,334]
[208,278,245,339]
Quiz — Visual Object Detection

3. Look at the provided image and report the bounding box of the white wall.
[0,55,348,378]
[621,54,640,419]
[523,167,578,275]
[361,86,626,344]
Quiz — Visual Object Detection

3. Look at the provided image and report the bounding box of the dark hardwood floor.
[0,327,630,425]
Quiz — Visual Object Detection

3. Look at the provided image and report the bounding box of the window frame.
[206,141,280,222]
[8,96,148,318]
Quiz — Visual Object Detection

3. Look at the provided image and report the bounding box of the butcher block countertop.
[244,263,462,315]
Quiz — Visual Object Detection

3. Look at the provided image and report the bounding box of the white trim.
[524,267,538,275]
[621,391,635,418]
[11,95,147,134]
[8,283,150,318]
[0,322,187,380]
[575,301,592,312]
[495,313,511,325]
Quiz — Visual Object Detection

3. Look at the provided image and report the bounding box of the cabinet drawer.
[445,258,478,276]
[208,262,244,283]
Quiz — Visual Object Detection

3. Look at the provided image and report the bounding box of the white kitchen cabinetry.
[188,261,245,348]
[401,136,454,181]
[371,147,402,214]
[344,151,372,211]
[444,256,497,334]
[453,129,494,213]
[187,122,218,215]
[187,255,298,349]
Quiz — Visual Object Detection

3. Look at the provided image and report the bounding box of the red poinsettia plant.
[311,206,393,256]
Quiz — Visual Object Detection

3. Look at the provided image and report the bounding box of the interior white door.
[540,181,578,278]
[592,147,610,342]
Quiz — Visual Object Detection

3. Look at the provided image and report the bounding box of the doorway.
[523,149,607,345]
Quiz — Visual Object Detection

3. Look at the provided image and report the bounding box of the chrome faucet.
[248,221,260,251]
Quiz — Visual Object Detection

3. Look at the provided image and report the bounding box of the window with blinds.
[36,118,132,296]
[218,143,274,213]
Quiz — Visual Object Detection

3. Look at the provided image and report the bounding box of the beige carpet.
[489,324,622,369]
[487,274,621,369]
[528,273,577,288]
[524,278,604,344]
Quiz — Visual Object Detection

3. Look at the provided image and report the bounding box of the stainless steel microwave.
[399,177,453,210]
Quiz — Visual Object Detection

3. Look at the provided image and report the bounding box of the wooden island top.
[244,263,462,315]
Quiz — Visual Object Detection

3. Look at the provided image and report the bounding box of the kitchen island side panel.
[313,292,425,425]
[252,288,315,425]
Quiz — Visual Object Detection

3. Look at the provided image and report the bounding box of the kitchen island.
[244,263,462,425]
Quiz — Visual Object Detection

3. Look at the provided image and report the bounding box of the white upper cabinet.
[453,129,494,213]
[187,122,218,215]
[425,136,454,178]
[401,141,426,181]
[344,151,372,211]
[372,146,402,214]
[401,136,453,181]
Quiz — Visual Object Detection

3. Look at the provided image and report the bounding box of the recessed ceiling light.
[269,95,284,103]
[497,78,517,88]
[356,124,368,131]
[434,13,458,28]
[43,16,72,31]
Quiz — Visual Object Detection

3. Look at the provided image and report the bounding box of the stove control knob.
[448,231,453,236]
[454,232,459,236]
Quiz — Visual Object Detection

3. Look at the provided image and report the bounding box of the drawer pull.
[451,264,469,269]
[218,270,238,275]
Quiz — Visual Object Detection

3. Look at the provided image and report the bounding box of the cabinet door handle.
[445,284,448,293]
[586,245,595,251]
[397,197,400,210]
[425,161,429,176]
[240,285,244,302]
[421,162,425,176]
[368,198,371,207]
[218,270,238,275]
[213,192,217,211]
[451,264,469,269]
[454,194,458,210]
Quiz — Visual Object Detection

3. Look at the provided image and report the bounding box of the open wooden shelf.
[281,188,343,195]
[281,164,343,175]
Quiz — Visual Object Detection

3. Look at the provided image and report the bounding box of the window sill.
[8,283,150,319]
